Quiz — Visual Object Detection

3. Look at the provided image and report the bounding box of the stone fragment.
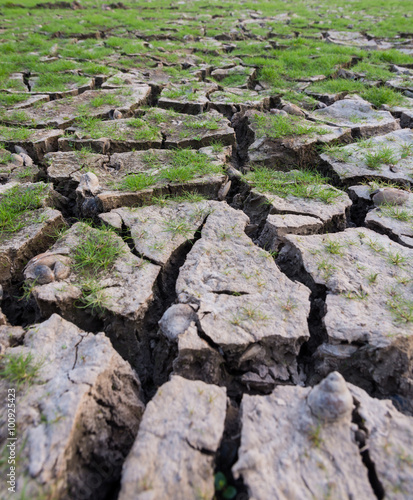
[282,102,306,117]
[0,314,145,499]
[45,150,109,197]
[372,187,409,206]
[118,376,226,500]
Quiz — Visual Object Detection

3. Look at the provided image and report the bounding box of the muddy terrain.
[0,0,413,499]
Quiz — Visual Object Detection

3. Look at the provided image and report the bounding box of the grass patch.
[0,125,33,141]
[128,118,160,141]
[161,149,222,183]
[360,87,406,108]
[89,94,121,108]
[244,167,342,204]
[380,204,412,222]
[117,173,157,192]
[251,113,327,139]
[0,183,48,233]
[0,352,42,389]
[72,226,125,276]
[151,191,208,205]
[320,143,351,162]
[365,146,398,170]
[386,293,413,324]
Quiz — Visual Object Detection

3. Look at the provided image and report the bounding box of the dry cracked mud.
[1,1,413,499]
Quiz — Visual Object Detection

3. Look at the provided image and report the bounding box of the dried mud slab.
[0,314,145,500]
[73,148,229,215]
[0,73,28,92]
[258,214,325,252]
[210,64,257,88]
[101,71,145,89]
[0,126,62,161]
[118,376,226,500]
[311,98,400,138]
[240,170,351,243]
[209,88,278,117]
[320,129,413,186]
[24,222,161,364]
[350,383,413,497]
[29,75,95,99]
[101,200,217,266]
[365,189,413,248]
[326,30,379,49]
[279,228,413,410]
[45,150,109,197]
[58,117,163,154]
[58,108,234,153]
[381,96,413,128]
[0,182,66,285]
[162,203,311,389]
[1,87,151,129]
[240,109,351,168]
[2,92,50,109]
[233,371,413,500]
[160,109,235,149]
[158,82,218,114]
[305,87,348,106]
[386,77,413,94]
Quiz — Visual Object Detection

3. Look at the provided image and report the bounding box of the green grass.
[244,167,342,204]
[360,87,406,108]
[186,116,222,131]
[365,146,398,170]
[73,226,125,276]
[0,145,14,165]
[309,79,367,95]
[151,191,208,205]
[380,204,412,222]
[320,143,351,162]
[162,218,193,238]
[0,183,48,233]
[0,352,42,389]
[386,293,413,324]
[0,125,34,141]
[128,118,160,141]
[162,87,200,102]
[90,94,122,108]
[118,173,157,192]
[116,149,222,191]
[161,149,221,182]
[252,113,327,140]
